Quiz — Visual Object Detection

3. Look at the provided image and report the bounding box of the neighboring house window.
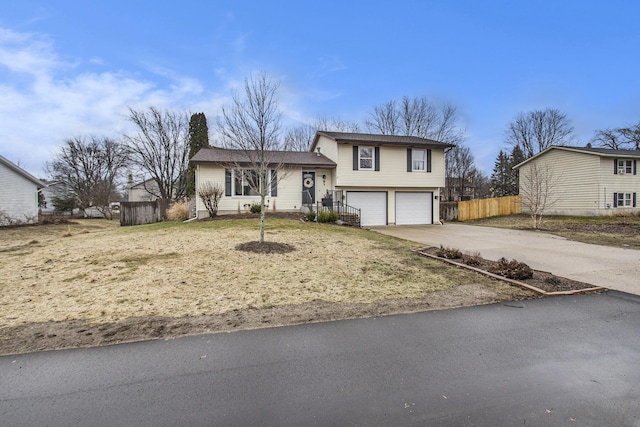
[352,146,380,171]
[226,169,275,197]
[412,149,426,171]
[618,160,633,175]
[617,193,632,207]
[614,158,637,175]
[613,192,636,208]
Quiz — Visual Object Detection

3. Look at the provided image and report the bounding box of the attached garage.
[347,191,387,226]
[395,191,433,225]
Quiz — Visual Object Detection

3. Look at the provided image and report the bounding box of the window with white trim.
[618,160,633,174]
[412,149,426,171]
[232,169,270,196]
[617,192,632,207]
[359,147,374,170]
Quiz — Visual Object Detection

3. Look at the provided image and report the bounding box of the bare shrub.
[435,245,462,259]
[198,181,224,218]
[488,257,533,280]
[463,251,483,266]
[166,199,190,221]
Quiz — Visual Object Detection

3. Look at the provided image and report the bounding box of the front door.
[302,171,316,205]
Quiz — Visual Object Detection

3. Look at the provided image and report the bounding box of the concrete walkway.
[372,224,640,295]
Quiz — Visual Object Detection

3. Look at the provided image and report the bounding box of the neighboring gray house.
[0,155,45,225]
[514,146,640,216]
[39,180,73,214]
[127,177,162,202]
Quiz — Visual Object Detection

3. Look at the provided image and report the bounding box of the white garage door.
[395,192,433,225]
[347,192,387,226]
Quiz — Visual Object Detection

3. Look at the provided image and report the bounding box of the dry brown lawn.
[466,214,640,249]
[0,217,534,354]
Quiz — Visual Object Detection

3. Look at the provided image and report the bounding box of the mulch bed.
[236,241,296,254]
[416,246,604,294]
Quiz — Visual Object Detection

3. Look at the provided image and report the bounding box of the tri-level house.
[513,146,640,216]
[191,131,454,226]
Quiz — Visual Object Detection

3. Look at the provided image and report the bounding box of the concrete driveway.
[372,224,640,295]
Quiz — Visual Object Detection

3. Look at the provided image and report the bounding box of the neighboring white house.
[0,155,45,225]
[191,131,454,226]
[513,146,640,216]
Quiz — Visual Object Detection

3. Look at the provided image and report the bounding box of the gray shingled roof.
[558,146,640,157]
[513,145,640,169]
[313,131,455,149]
[191,147,337,168]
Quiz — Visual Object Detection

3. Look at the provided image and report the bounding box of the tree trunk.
[259,194,266,243]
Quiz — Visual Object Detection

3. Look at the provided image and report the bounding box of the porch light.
[316,147,321,156]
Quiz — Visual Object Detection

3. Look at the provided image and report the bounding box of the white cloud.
[0,26,223,176]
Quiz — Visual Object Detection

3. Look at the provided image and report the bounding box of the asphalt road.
[373,223,640,295]
[2,291,640,426]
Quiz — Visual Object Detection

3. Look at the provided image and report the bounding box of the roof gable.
[0,155,45,188]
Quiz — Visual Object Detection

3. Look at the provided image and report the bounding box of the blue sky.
[1,0,639,177]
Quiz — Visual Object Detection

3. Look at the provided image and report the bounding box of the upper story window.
[412,149,426,171]
[359,147,374,170]
[618,160,633,175]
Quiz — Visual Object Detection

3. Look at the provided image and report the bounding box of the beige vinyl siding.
[195,165,303,217]
[517,148,640,215]
[335,144,446,188]
[313,169,334,201]
[314,136,339,163]
[599,157,640,211]
[520,149,600,215]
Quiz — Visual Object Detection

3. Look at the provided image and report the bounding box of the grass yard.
[467,214,640,249]
[0,217,534,354]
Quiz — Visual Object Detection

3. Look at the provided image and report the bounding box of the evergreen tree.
[489,150,512,197]
[186,112,210,195]
[509,145,525,195]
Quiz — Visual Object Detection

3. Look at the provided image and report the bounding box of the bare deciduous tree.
[314,116,361,133]
[592,122,640,150]
[519,163,561,229]
[124,106,190,200]
[445,142,477,201]
[365,96,465,144]
[197,181,224,218]
[217,72,288,243]
[285,117,362,152]
[47,136,128,219]
[506,108,575,158]
[591,128,624,149]
[284,124,316,152]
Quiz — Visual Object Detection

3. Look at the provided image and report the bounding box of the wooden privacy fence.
[457,196,521,221]
[120,199,169,226]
